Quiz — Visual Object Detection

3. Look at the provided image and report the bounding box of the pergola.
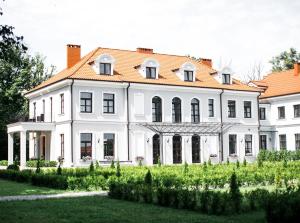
[138,122,238,135]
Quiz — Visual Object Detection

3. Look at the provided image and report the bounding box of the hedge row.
[258,150,300,162]
[108,175,300,218]
[26,160,57,167]
[0,169,107,190]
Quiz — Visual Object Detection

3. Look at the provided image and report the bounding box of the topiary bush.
[7,164,19,171]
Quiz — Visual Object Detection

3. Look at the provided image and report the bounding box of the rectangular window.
[245,134,252,154]
[42,99,45,115]
[259,107,266,120]
[50,97,53,122]
[222,73,230,84]
[228,100,236,118]
[146,67,156,79]
[208,99,214,117]
[295,134,300,150]
[244,101,252,118]
[60,134,64,158]
[278,106,285,119]
[191,100,200,123]
[80,133,92,159]
[80,92,92,113]
[184,70,193,81]
[103,93,115,114]
[294,104,300,118]
[279,134,286,150]
[60,94,64,114]
[260,135,267,150]
[229,134,237,155]
[104,133,115,158]
[100,63,111,75]
[33,102,36,120]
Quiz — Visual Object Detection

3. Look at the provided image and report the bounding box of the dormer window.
[93,54,115,75]
[146,67,156,79]
[184,70,193,82]
[138,59,159,79]
[175,62,196,82]
[100,63,111,75]
[222,73,231,84]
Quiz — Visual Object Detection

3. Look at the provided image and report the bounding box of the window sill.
[80,112,95,115]
[58,113,65,117]
[102,113,117,116]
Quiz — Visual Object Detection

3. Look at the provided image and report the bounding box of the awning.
[138,122,238,136]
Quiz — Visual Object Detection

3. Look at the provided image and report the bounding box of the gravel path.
[0,191,108,202]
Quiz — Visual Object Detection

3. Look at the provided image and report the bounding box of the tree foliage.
[270,48,300,72]
[0,5,54,159]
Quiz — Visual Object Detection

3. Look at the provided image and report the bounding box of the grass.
[0,179,64,196]
[0,196,265,223]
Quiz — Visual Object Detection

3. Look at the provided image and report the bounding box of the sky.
[1,0,300,80]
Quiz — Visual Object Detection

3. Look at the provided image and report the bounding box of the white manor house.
[6,45,300,167]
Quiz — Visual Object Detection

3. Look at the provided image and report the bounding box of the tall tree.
[0,4,53,159]
[270,48,300,72]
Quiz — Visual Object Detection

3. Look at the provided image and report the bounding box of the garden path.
[0,191,107,202]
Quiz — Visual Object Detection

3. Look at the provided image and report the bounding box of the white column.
[182,136,186,164]
[20,131,27,168]
[8,133,14,165]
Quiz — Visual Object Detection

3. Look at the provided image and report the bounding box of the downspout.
[126,82,131,161]
[257,92,261,152]
[219,89,224,162]
[70,79,74,165]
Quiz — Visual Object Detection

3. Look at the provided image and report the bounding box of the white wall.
[259,94,300,151]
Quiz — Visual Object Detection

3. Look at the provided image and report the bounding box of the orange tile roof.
[252,69,300,99]
[27,47,259,94]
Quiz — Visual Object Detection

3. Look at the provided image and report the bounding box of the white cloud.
[1,0,300,79]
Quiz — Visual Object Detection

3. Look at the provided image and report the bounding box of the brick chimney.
[67,44,81,68]
[294,62,300,76]
[199,58,212,68]
[136,47,153,54]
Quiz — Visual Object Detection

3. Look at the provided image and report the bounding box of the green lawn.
[0,196,265,223]
[0,179,64,196]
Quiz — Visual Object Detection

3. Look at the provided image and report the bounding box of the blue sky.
[2,0,300,79]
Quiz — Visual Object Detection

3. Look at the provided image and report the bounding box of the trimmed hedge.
[0,160,8,166]
[0,169,107,190]
[258,150,300,162]
[26,160,57,167]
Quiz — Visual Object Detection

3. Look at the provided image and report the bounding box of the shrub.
[26,160,57,167]
[116,161,121,177]
[0,169,32,182]
[265,190,300,223]
[89,161,94,172]
[7,164,19,171]
[57,165,62,175]
[0,160,8,166]
[110,160,115,169]
[183,161,188,174]
[36,160,41,173]
[243,158,247,167]
[236,160,240,168]
[229,172,241,213]
[31,174,68,189]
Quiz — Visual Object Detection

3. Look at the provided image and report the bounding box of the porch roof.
[138,122,238,135]
[7,122,55,133]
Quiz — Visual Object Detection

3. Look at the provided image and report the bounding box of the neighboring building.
[250,63,300,151]
[7,45,260,167]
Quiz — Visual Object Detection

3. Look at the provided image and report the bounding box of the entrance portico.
[7,122,55,167]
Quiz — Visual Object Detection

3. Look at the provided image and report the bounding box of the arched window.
[172,97,181,123]
[173,135,182,164]
[192,135,200,163]
[152,96,162,122]
[153,134,160,164]
[191,98,200,123]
